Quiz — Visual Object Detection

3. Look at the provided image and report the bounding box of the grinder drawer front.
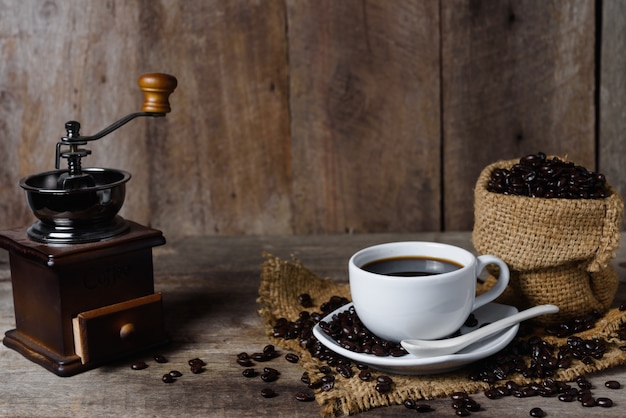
[73,293,167,364]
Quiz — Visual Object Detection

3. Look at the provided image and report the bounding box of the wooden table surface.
[0,231,625,417]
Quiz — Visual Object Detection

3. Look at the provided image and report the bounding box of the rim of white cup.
[349,241,475,281]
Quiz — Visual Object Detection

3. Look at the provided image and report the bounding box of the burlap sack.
[473,158,624,322]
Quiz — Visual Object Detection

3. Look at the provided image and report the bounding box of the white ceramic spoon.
[401,304,559,358]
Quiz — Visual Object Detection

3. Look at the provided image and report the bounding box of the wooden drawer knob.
[120,323,136,340]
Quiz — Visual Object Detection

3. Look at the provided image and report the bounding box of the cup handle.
[472,255,510,311]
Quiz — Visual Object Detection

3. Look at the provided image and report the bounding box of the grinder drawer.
[72,293,167,364]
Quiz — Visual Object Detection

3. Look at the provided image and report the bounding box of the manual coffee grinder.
[0,73,177,376]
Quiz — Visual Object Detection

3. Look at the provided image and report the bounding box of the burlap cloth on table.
[257,254,626,417]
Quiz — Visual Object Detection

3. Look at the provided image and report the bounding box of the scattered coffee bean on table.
[153,354,168,363]
[236,357,253,367]
[596,397,613,407]
[242,368,258,378]
[189,357,206,374]
[415,403,434,412]
[403,398,433,412]
[450,392,480,415]
[162,373,175,383]
[261,367,280,382]
[189,357,206,367]
[529,407,545,417]
[300,371,310,385]
[605,380,621,389]
[261,388,277,398]
[403,399,416,409]
[169,370,183,378]
[130,361,148,370]
[294,391,315,402]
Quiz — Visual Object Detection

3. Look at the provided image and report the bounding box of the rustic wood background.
[0,0,624,240]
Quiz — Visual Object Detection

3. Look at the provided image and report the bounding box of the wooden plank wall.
[0,0,623,240]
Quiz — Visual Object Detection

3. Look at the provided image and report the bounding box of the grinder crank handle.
[55,73,178,169]
[59,73,178,143]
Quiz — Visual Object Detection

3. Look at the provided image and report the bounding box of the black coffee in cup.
[361,256,463,277]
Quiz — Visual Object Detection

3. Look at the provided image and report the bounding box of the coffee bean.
[403,399,416,409]
[263,344,276,356]
[260,388,277,398]
[251,352,270,362]
[169,370,183,378]
[451,391,469,401]
[484,388,500,399]
[130,361,148,370]
[376,375,393,385]
[619,303,626,311]
[236,358,253,367]
[320,374,335,384]
[190,359,205,374]
[285,353,299,363]
[294,391,315,402]
[153,354,168,363]
[189,357,206,367]
[298,293,313,308]
[308,379,323,390]
[336,364,353,378]
[162,374,175,383]
[319,365,332,374]
[261,368,280,382]
[581,396,596,407]
[358,370,372,381]
[465,399,480,412]
[300,371,310,385]
[596,397,613,407]
[190,365,204,374]
[529,407,545,417]
[242,368,258,378]
[605,380,621,389]
[321,381,334,391]
[415,403,433,412]
[464,313,478,327]
[375,382,391,394]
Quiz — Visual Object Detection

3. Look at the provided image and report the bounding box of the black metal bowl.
[19,168,131,243]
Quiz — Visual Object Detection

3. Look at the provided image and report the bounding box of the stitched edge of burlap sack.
[257,254,626,417]
[472,158,624,273]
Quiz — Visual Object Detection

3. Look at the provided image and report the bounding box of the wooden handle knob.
[120,323,136,340]
[138,73,178,113]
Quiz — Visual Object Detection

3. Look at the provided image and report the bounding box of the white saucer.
[312,302,519,375]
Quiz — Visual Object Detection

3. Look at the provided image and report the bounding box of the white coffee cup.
[348,241,509,343]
